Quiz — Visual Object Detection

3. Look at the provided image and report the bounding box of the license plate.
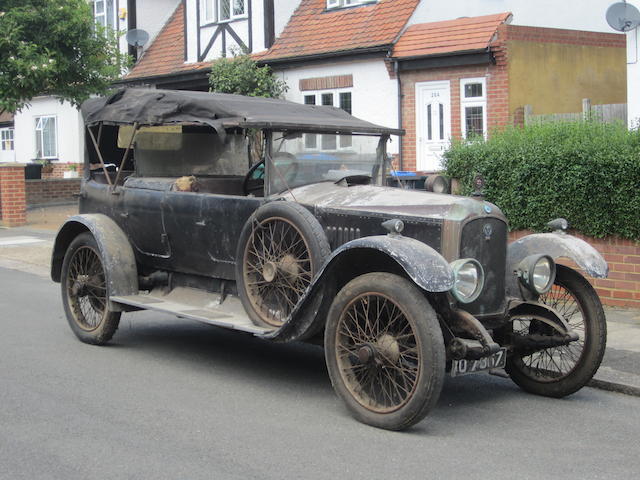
[451,348,507,377]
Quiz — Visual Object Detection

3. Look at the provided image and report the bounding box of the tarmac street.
[1,265,640,479]
[1,209,640,478]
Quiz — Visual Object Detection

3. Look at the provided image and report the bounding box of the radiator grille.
[325,226,361,248]
[459,217,507,315]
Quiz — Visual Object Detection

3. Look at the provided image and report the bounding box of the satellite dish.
[606,2,640,32]
[125,29,150,48]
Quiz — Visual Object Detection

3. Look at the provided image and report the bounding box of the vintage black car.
[52,89,608,430]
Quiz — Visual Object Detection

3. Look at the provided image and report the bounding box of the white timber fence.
[524,99,627,125]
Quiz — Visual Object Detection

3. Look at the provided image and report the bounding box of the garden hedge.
[443,121,640,240]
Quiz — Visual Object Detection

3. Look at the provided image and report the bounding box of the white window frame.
[301,89,353,151]
[327,0,376,10]
[0,127,14,151]
[35,115,58,159]
[200,0,217,23]
[92,0,116,29]
[460,77,487,139]
[217,0,247,22]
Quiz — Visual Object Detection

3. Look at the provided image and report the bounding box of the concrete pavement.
[1,204,639,397]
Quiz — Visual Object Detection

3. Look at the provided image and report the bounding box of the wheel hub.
[376,334,401,364]
[279,254,300,280]
[262,261,278,282]
[357,345,375,364]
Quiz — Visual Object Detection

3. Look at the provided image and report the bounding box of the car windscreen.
[268,132,382,193]
[122,125,250,177]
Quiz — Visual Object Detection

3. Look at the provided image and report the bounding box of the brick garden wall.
[510,231,640,309]
[25,179,81,206]
[0,165,26,226]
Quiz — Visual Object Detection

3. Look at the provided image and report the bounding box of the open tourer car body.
[52,89,608,430]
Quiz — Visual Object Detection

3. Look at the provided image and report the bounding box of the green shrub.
[443,121,640,239]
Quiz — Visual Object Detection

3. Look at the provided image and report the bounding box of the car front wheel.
[324,273,445,431]
[506,265,607,397]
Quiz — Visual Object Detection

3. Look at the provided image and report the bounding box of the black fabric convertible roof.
[81,88,404,136]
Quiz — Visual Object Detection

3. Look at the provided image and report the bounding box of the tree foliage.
[0,0,127,113]
[443,121,640,240]
[209,53,288,98]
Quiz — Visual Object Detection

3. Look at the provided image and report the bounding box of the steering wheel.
[243,159,265,196]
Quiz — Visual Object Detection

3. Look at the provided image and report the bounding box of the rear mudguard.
[261,234,454,342]
[51,214,138,311]
[506,232,608,298]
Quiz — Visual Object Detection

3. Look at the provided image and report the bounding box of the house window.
[219,0,246,21]
[304,96,318,149]
[301,90,353,150]
[1,128,14,151]
[35,116,57,159]
[201,0,245,23]
[201,0,216,23]
[460,77,487,138]
[92,0,115,28]
[327,0,376,9]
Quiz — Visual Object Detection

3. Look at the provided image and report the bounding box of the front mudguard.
[261,234,454,342]
[51,214,138,311]
[506,232,608,298]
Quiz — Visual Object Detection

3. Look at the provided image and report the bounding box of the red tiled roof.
[259,0,420,62]
[126,3,209,80]
[393,12,512,59]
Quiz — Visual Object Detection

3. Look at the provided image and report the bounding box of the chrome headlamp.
[449,259,484,304]
[517,254,556,294]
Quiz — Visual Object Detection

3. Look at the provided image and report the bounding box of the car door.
[122,177,172,260]
[162,190,261,280]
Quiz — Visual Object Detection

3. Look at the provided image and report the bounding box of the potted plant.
[37,158,54,176]
[63,164,79,178]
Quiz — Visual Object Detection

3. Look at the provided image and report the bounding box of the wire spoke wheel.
[325,273,445,430]
[66,245,109,331]
[243,217,314,327]
[512,283,586,381]
[336,293,420,413]
[506,265,606,398]
[61,232,121,345]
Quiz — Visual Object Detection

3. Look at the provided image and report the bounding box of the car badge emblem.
[484,204,492,213]
[483,223,493,240]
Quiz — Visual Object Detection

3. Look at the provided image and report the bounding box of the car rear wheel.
[325,273,445,430]
[506,265,607,397]
[61,232,121,345]
[236,202,330,328]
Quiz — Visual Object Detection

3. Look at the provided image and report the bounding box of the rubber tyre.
[324,273,445,431]
[506,265,607,398]
[236,201,330,328]
[61,232,121,345]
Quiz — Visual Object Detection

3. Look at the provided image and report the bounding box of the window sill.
[200,15,248,28]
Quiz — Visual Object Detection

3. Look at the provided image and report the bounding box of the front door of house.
[416,81,451,172]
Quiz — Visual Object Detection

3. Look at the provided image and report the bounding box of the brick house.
[392,14,627,171]
[122,0,627,172]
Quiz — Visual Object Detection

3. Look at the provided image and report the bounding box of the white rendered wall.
[276,59,400,154]
[14,98,84,164]
[0,147,15,163]
[136,0,181,51]
[409,0,615,32]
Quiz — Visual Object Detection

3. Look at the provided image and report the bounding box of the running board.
[111,287,273,335]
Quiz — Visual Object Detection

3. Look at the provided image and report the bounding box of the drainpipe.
[395,60,403,171]
[128,0,138,61]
